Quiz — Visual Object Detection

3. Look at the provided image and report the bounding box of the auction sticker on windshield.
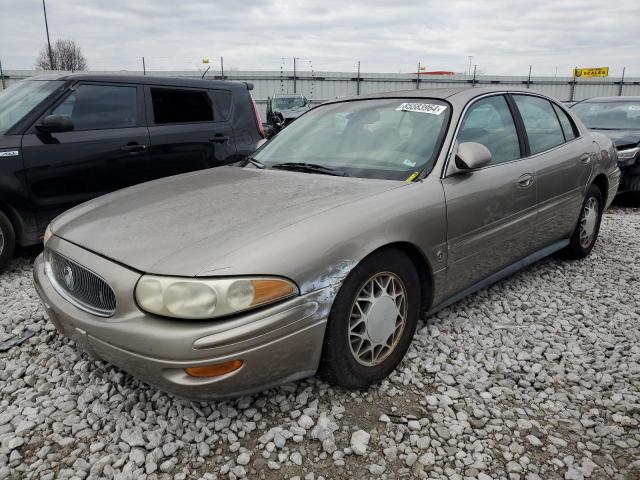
[396,103,447,115]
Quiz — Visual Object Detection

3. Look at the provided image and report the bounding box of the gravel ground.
[1,207,639,480]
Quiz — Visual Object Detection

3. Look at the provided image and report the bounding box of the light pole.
[467,56,473,76]
[42,0,54,69]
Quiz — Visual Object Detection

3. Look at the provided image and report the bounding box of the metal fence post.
[569,67,576,101]
[293,57,297,94]
[472,65,477,87]
[142,57,146,75]
[527,65,532,89]
[356,61,361,96]
[619,66,625,96]
[0,58,5,90]
[416,62,420,89]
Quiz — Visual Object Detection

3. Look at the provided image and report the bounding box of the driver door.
[441,94,538,298]
[21,82,149,230]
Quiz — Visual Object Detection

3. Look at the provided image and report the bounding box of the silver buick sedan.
[34,87,620,400]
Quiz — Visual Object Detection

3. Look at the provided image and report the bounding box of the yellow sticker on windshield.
[406,172,419,182]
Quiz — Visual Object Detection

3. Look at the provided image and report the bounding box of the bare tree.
[37,39,87,71]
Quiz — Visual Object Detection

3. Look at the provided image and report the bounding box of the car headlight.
[135,276,298,319]
[43,224,53,245]
[617,146,639,166]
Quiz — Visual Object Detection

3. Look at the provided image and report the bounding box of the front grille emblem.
[63,265,75,291]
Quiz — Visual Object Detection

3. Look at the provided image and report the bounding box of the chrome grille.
[45,249,116,317]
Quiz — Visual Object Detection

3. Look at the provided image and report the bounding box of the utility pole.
[416,62,421,89]
[142,57,146,75]
[472,64,477,86]
[527,65,532,89]
[0,58,5,90]
[293,57,297,94]
[42,0,54,69]
[356,61,361,96]
[467,56,473,76]
[220,56,224,78]
[619,66,626,96]
[569,66,577,102]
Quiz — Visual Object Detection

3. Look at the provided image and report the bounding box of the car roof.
[575,96,640,103]
[325,86,552,106]
[25,73,247,90]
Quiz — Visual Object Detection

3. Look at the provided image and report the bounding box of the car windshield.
[571,100,640,130]
[273,96,307,110]
[0,80,65,135]
[254,98,450,180]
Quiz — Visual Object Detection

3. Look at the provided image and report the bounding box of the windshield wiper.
[271,162,347,177]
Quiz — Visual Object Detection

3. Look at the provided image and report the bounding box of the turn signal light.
[184,360,243,378]
[251,279,296,306]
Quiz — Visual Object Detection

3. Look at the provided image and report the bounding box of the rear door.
[511,94,592,247]
[441,94,537,297]
[144,86,236,180]
[21,82,150,227]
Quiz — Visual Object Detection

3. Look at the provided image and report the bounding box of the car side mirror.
[36,115,74,134]
[455,142,492,170]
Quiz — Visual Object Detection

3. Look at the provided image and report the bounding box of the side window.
[458,95,521,165]
[209,90,232,120]
[151,88,213,124]
[513,95,565,154]
[552,104,578,141]
[51,84,138,130]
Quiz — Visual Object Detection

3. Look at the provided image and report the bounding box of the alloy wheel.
[348,272,407,367]
[579,196,599,248]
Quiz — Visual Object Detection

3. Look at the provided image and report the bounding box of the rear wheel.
[0,210,16,271]
[562,184,603,259]
[318,248,421,389]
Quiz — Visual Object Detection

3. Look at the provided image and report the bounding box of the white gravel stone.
[297,414,314,430]
[350,430,370,456]
[1,208,639,479]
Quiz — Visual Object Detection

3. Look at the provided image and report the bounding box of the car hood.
[52,166,402,276]
[592,129,640,149]
[0,135,21,151]
[277,108,307,119]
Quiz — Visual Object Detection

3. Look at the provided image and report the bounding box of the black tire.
[562,184,604,259]
[318,248,421,389]
[0,210,16,272]
[621,174,640,207]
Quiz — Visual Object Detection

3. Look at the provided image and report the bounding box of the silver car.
[34,87,620,400]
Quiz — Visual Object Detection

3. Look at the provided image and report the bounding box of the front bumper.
[607,167,621,207]
[33,237,330,401]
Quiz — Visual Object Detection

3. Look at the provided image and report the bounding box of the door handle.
[580,153,592,164]
[517,173,535,188]
[121,143,147,153]
[209,134,229,144]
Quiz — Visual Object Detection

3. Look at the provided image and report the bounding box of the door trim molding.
[427,239,569,315]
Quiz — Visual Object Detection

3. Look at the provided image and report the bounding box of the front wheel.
[562,184,603,259]
[0,210,16,272]
[318,248,421,389]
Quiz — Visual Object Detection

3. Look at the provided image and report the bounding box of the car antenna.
[201,66,211,79]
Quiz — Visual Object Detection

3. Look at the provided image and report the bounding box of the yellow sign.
[573,67,609,78]
[202,58,210,64]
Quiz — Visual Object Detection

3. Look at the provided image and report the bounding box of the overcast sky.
[1,0,639,77]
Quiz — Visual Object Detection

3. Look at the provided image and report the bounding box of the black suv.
[0,74,265,269]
